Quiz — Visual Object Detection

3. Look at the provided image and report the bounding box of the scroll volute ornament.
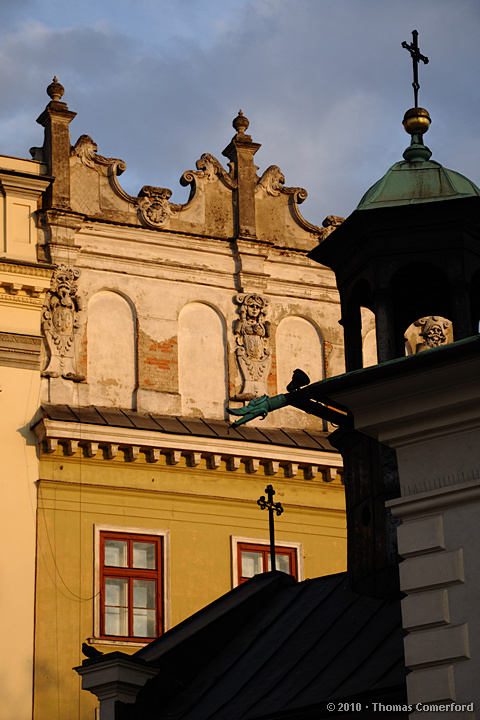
[42,265,85,380]
[404,315,453,355]
[234,293,272,400]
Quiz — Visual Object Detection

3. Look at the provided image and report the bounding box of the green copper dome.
[357,152,480,210]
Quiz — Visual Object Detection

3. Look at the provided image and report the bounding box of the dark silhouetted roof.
[115,571,406,720]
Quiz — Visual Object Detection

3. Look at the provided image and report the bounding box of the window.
[95,526,169,643]
[231,536,303,587]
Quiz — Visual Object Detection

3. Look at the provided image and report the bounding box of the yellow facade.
[34,445,345,719]
[0,156,52,720]
[1,82,349,720]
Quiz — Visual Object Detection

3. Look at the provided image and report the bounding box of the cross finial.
[402,30,429,107]
[257,484,284,573]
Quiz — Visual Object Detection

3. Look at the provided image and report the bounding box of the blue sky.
[1,0,479,225]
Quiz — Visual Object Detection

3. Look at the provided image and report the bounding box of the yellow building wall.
[0,154,51,720]
[34,447,346,720]
[0,365,41,720]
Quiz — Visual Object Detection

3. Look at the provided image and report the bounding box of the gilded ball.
[402,108,431,135]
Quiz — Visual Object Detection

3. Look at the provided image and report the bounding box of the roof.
[357,157,480,211]
[39,404,335,453]
[289,333,480,410]
[116,571,406,720]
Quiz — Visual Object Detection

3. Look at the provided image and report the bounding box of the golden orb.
[402,107,431,135]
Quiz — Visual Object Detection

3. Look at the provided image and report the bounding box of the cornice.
[34,418,343,482]
[0,261,53,279]
[0,292,45,308]
[387,475,480,517]
[0,332,41,369]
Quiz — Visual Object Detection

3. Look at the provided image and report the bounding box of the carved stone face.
[54,271,77,305]
[424,322,447,347]
[245,296,263,320]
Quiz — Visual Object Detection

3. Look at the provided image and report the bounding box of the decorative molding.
[71,135,102,169]
[180,152,236,200]
[195,153,236,189]
[186,451,202,468]
[0,332,41,370]
[147,448,161,463]
[266,461,280,476]
[226,456,241,471]
[285,462,299,479]
[65,439,79,456]
[405,316,454,355]
[106,444,119,460]
[137,186,182,229]
[255,165,285,197]
[0,292,45,308]
[71,134,137,206]
[33,418,343,481]
[44,438,58,453]
[245,458,260,474]
[305,465,318,480]
[166,450,181,465]
[107,160,133,204]
[317,215,345,240]
[207,454,222,470]
[86,442,99,458]
[233,292,271,399]
[284,186,321,234]
[0,260,53,280]
[41,264,85,381]
[387,475,480,518]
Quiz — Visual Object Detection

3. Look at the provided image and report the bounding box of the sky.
[1,0,479,226]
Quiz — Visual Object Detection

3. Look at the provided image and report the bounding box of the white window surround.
[92,524,170,647]
[231,535,304,588]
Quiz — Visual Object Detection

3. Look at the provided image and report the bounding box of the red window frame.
[237,542,298,584]
[99,531,163,641]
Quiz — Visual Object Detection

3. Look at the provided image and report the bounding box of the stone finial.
[233,110,249,135]
[46,76,65,102]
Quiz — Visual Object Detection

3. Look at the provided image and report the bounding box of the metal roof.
[40,404,336,453]
[123,571,406,720]
[357,158,480,211]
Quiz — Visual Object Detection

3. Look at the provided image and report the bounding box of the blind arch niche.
[178,302,227,418]
[87,290,137,408]
[276,315,324,427]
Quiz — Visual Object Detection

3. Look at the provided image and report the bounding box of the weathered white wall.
[87,291,137,408]
[178,302,227,418]
[276,315,324,428]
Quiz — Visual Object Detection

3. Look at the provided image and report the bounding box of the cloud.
[0,0,479,225]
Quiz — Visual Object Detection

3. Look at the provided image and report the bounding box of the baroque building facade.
[1,79,354,720]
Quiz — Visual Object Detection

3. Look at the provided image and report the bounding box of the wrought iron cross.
[257,484,284,572]
[402,29,429,107]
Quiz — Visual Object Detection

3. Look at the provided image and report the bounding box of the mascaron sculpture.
[234,293,271,399]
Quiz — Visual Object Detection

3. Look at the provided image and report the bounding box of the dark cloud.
[0,0,479,225]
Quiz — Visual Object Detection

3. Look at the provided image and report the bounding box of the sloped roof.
[121,571,406,720]
[40,404,335,452]
[356,157,480,211]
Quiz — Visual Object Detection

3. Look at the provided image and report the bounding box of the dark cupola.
[309,107,480,371]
